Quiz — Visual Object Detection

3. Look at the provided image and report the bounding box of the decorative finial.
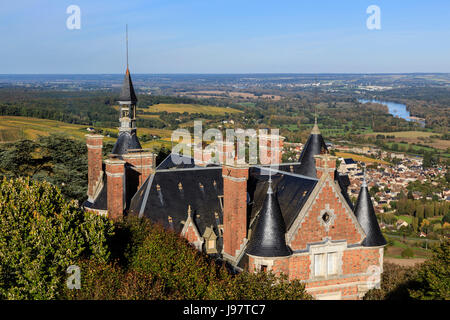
[362,164,367,188]
[187,205,192,216]
[267,171,273,194]
[126,24,129,70]
[311,114,320,135]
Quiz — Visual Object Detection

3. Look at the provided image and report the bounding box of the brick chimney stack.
[222,162,249,262]
[105,158,126,220]
[259,133,284,165]
[314,154,337,179]
[86,134,104,201]
[122,150,156,188]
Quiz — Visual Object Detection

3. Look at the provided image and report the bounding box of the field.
[334,152,389,165]
[0,116,173,149]
[367,131,450,151]
[369,131,437,139]
[139,103,242,115]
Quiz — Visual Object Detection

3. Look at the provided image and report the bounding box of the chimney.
[259,133,284,165]
[222,162,249,261]
[86,134,104,201]
[122,150,156,188]
[105,158,126,220]
[314,154,337,179]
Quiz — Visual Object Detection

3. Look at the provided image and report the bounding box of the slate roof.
[354,181,387,247]
[344,158,356,165]
[111,131,142,155]
[246,176,291,257]
[128,166,225,252]
[83,164,107,211]
[335,171,354,211]
[295,130,328,178]
[118,68,137,104]
[247,167,318,232]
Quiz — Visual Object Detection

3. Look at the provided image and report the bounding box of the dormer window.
[203,226,218,254]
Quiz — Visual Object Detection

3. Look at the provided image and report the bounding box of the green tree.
[409,241,450,300]
[67,217,312,300]
[0,177,114,299]
[364,263,419,300]
[417,205,425,220]
[412,217,419,233]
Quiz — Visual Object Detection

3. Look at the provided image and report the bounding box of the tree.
[401,248,414,258]
[409,241,450,300]
[416,205,425,220]
[364,263,419,300]
[412,217,419,233]
[422,152,433,169]
[65,217,313,300]
[0,177,114,299]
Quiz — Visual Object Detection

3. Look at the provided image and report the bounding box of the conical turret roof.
[296,117,328,178]
[246,176,291,257]
[354,177,387,247]
[118,68,137,104]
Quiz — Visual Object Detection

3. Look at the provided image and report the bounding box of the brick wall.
[105,158,125,220]
[86,134,103,200]
[222,165,249,258]
[122,152,155,188]
[289,181,362,251]
[342,247,381,274]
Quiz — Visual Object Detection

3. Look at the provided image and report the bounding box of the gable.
[287,175,365,251]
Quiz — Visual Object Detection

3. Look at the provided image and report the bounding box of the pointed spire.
[311,114,320,135]
[362,164,367,188]
[354,175,387,247]
[246,174,291,257]
[296,116,328,178]
[118,25,137,105]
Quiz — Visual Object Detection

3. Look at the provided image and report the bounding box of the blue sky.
[1,0,449,73]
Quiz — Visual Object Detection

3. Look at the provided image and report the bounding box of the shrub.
[115,217,312,300]
[364,263,419,300]
[0,177,114,299]
[409,240,450,300]
[61,260,167,300]
[401,248,415,258]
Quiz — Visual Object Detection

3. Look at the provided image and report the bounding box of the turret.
[111,27,142,156]
[296,116,328,178]
[246,174,291,257]
[354,171,387,247]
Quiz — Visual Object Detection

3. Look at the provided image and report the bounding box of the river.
[358,99,425,127]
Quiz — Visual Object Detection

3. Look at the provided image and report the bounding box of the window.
[314,252,338,278]
[314,254,326,277]
[327,252,337,275]
[260,265,268,272]
[207,239,215,250]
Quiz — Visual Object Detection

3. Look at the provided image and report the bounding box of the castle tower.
[111,67,142,155]
[354,170,387,247]
[296,116,328,178]
[246,174,291,266]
